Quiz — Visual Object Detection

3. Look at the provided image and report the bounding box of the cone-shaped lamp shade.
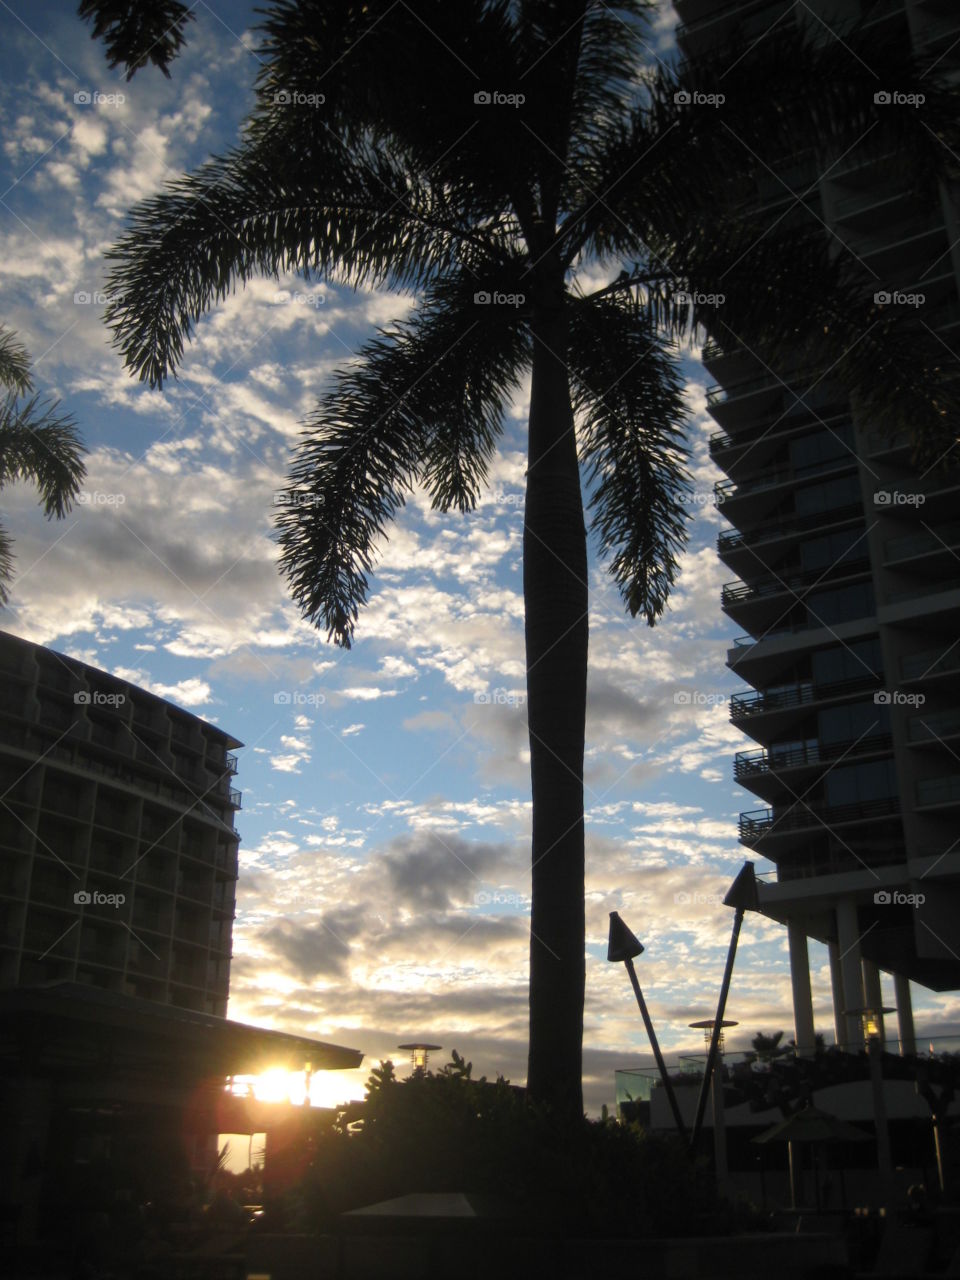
[723,861,759,912]
[607,911,644,962]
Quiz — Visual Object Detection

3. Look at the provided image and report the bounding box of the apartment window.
[825,759,898,807]
[790,424,855,475]
[812,639,883,687]
[819,701,890,744]
[795,474,860,516]
[800,527,867,572]
[807,581,875,625]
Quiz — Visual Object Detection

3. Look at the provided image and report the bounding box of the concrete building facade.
[0,629,241,1015]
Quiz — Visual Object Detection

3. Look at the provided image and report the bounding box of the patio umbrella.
[752,1106,870,1209]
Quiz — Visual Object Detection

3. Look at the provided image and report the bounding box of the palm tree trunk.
[524,291,588,1117]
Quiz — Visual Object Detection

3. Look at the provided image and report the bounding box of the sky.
[2,0,958,1118]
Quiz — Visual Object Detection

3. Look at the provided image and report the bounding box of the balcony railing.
[715,454,856,505]
[908,711,960,744]
[886,524,960,564]
[739,795,900,843]
[722,558,870,609]
[718,505,864,556]
[734,732,892,781]
[730,673,881,720]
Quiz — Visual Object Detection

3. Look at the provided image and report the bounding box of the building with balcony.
[0,628,242,1015]
[676,0,960,1055]
[0,630,366,1265]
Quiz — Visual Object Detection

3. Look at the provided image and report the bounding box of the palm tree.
[0,325,86,602]
[101,0,959,1116]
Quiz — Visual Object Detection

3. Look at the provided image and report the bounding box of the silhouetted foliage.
[0,325,86,601]
[78,0,195,78]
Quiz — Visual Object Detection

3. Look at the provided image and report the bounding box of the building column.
[862,958,886,1044]
[836,899,865,1051]
[828,941,844,1047]
[788,921,816,1055]
[894,972,916,1056]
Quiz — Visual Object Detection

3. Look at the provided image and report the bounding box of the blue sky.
[2,0,957,1114]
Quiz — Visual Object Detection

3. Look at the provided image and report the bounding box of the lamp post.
[397,1042,442,1073]
[690,1019,738,1190]
[608,912,687,1140]
[845,1005,895,1206]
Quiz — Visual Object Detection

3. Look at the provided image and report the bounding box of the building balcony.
[715,455,857,511]
[730,672,881,724]
[885,524,960,575]
[908,710,960,747]
[739,795,900,848]
[901,648,960,684]
[917,777,960,810]
[734,732,893,787]
[722,557,870,612]
[717,504,864,570]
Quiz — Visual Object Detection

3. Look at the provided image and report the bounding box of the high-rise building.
[0,628,241,1015]
[676,0,960,1052]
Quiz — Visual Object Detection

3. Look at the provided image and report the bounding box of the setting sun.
[227,1069,366,1111]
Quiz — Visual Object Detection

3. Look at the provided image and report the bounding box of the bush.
[281,1052,718,1238]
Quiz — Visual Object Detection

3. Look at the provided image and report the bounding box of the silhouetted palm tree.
[101,0,959,1115]
[0,326,86,602]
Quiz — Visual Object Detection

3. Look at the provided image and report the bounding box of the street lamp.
[689,1019,738,1190]
[397,1042,442,1072]
[844,1005,895,1206]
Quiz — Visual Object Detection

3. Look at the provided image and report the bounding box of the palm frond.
[104,137,478,388]
[0,519,14,605]
[0,326,34,395]
[0,394,86,516]
[568,292,690,625]
[276,279,529,646]
[78,0,194,78]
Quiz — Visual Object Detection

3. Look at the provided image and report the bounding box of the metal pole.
[623,955,687,1141]
[690,907,744,1152]
[869,1034,895,1207]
